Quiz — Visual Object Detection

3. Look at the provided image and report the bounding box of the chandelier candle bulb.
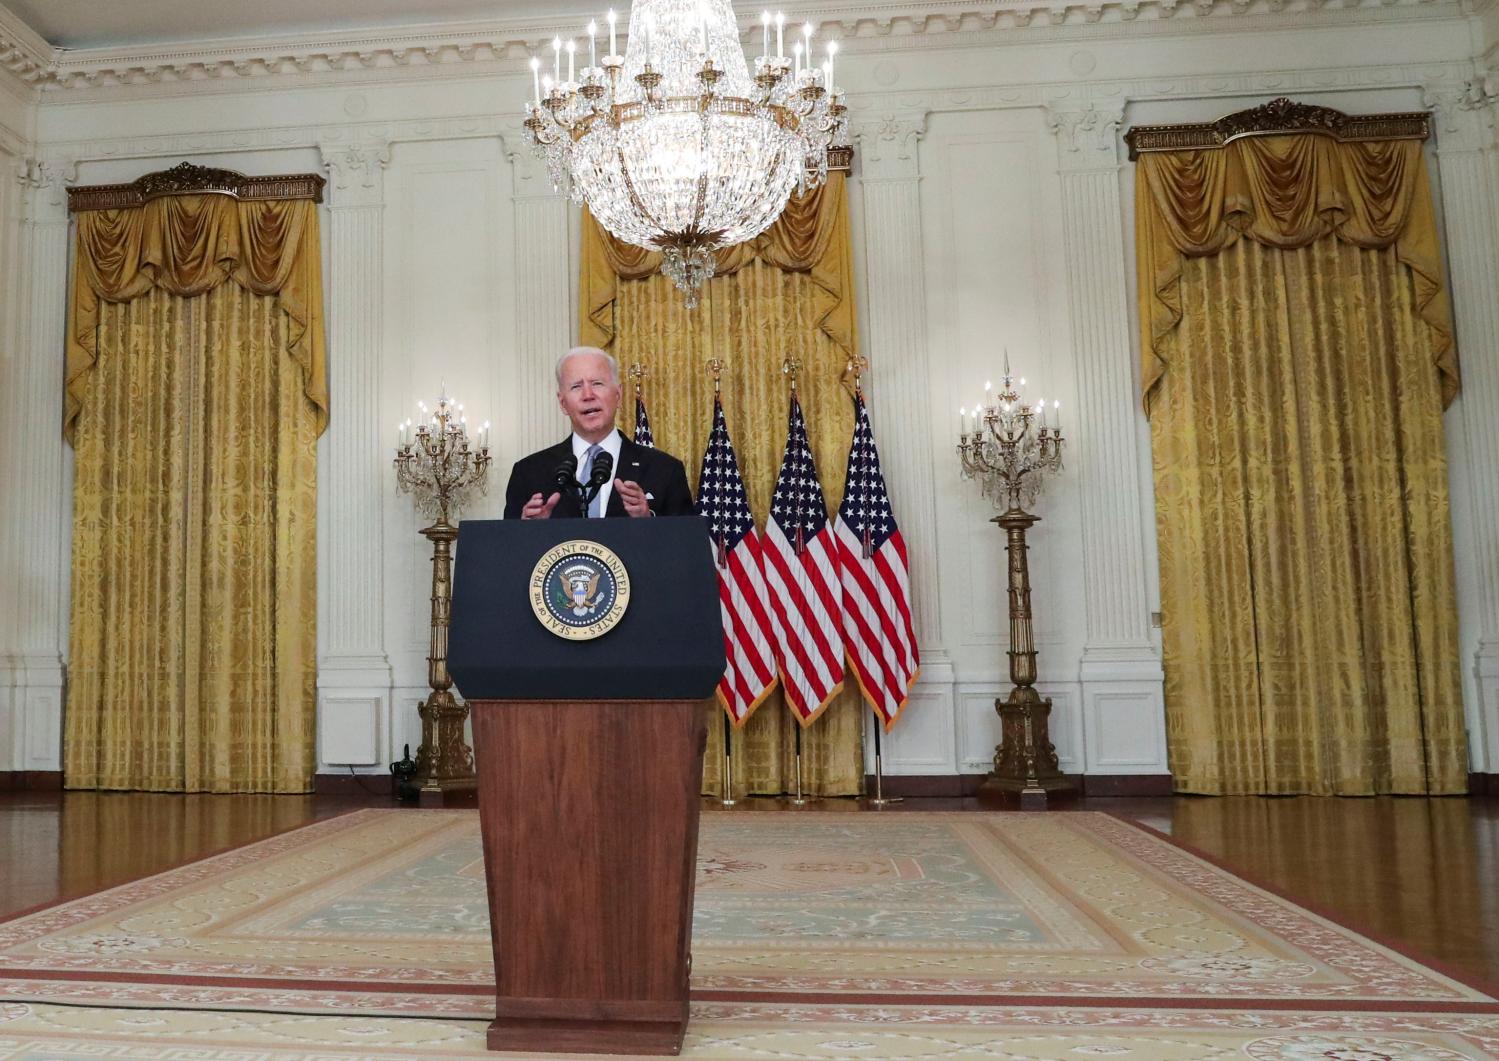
[792,40,802,77]
[588,22,597,68]
[761,10,770,56]
[776,12,784,56]
[825,39,836,90]
[552,36,561,81]
[530,56,541,104]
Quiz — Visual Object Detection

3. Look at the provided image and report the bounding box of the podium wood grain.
[469,698,710,1055]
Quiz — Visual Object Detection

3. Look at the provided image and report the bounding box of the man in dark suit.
[503,347,693,519]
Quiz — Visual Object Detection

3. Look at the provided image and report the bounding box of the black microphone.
[579,450,614,512]
[586,450,614,489]
[551,454,579,495]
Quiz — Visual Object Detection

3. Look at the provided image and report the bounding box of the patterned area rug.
[0,1000,1496,1059]
[0,809,1493,1024]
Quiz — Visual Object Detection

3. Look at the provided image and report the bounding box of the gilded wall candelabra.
[957,358,1075,807]
[394,394,491,799]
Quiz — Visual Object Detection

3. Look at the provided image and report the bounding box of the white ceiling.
[4,0,604,49]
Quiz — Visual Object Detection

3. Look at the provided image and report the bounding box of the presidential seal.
[529,539,631,640]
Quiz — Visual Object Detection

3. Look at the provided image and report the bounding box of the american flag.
[835,392,919,730]
[632,394,655,448]
[763,392,845,725]
[695,397,778,725]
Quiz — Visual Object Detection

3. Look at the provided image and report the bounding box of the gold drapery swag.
[1136,135,1456,414]
[578,174,867,797]
[65,196,329,441]
[63,192,326,793]
[580,174,856,360]
[1134,127,1467,795]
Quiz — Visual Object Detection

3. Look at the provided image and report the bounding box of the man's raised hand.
[521,491,562,519]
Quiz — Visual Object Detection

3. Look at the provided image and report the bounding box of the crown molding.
[10,0,1467,96]
[0,3,52,91]
[31,58,1470,169]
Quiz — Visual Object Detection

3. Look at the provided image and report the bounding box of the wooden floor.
[1,789,1495,991]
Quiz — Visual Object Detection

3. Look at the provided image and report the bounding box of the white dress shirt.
[571,428,622,517]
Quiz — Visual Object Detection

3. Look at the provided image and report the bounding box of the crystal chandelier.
[523,1,848,307]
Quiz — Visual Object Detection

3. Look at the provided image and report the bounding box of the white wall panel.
[382,138,512,735]
[923,109,1087,682]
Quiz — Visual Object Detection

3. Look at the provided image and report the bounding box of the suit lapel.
[608,436,647,518]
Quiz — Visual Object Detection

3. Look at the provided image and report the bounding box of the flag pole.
[866,708,902,807]
[720,710,737,807]
[789,720,815,806]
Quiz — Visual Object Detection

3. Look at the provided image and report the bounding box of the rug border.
[1099,811,1499,1007]
[0,806,394,929]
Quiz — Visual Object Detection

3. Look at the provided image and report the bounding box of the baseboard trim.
[1469,773,1498,796]
[1081,774,1175,797]
[0,771,63,791]
[314,773,399,798]
[861,773,1175,799]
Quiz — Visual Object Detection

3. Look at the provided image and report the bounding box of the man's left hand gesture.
[615,478,652,518]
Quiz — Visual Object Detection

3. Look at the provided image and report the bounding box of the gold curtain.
[579,174,865,797]
[64,195,326,793]
[1137,135,1467,794]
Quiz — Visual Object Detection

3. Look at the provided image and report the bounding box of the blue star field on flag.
[838,394,895,557]
[696,397,754,555]
[770,394,830,548]
[632,395,654,448]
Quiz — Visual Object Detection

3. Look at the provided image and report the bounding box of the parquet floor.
[1,788,1495,989]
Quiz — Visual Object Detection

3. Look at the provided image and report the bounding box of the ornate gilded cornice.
[66,161,325,212]
[827,145,854,172]
[1124,97,1430,158]
[0,0,1463,94]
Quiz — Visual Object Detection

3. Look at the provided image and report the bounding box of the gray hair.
[555,346,620,389]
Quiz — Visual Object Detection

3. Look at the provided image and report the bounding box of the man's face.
[557,353,621,442]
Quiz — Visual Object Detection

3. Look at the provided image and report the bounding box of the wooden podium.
[449,518,725,1056]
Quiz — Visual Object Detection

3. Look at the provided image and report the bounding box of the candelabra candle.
[393,392,493,524]
[957,366,1065,513]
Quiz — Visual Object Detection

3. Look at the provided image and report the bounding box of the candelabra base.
[414,687,477,795]
[977,686,1078,810]
[977,775,1078,809]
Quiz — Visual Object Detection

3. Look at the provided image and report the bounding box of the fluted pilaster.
[1426,83,1499,770]
[1048,102,1166,775]
[852,111,958,773]
[316,140,393,769]
[855,113,942,657]
[503,137,572,455]
[0,159,71,770]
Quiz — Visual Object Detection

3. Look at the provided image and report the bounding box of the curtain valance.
[65,195,328,441]
[580,173,856,361]
[1136,134,1456,411]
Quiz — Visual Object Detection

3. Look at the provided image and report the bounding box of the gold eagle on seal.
[558,565,602,616]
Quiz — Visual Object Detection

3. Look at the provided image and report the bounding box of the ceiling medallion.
[523,1,849,307]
